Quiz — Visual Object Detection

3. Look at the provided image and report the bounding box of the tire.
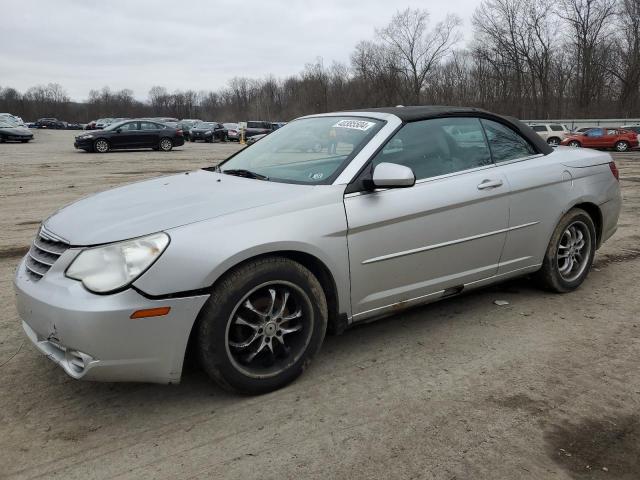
[21,139,30,143]
[536,208,596,293]
[93,138,110,153]
[568,140,581,148]
[615,141,629,152]
[159,137,173,152]
[197,256,328,395]
[547,137,561,147]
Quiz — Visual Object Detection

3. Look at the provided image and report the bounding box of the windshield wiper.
[222,169,269,181]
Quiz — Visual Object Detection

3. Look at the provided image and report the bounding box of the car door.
[344,117,509,320]
[480,118,567,275]
[139,121,162,147]
[583,128,605,147]
[109,121,140,149]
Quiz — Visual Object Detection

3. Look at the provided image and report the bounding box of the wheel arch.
[183,249,345,371]
[572,201,603,248]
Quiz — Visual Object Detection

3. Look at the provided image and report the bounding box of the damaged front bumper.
[14,252,209,384]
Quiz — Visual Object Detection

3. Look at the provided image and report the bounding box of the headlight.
[66,232,169,293]
[205,130,212,134]
[79,134,93,139]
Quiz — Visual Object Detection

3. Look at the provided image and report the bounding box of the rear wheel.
[536,208,596,293]
[615,141,629,152]
[159,137,173,151]
[93,138,110,153]
[568,140,581,148]
[197,257,327,394]
[547,137,561,147]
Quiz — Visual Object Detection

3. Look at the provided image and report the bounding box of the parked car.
[189,122,227,142]
[0,113,26,127]
[244,120,274,138]
[620,125,640,145]
[245,133,266,145]
[573,127,596,133]
[14,106,622,395]
[177,119,202,141]
[561,127,639,151]
[528,123,570,146]
[65,122,84,130]
[73,119,184,153]
[84,120,97,130]
[94,118,114,129]
[0,119,34,142]
[35,118,66,129]
[271,122,288,130]
[223,123,240,141]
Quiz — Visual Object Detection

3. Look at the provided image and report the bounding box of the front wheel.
[159,137,173,151]
[568,140,581,148]
[536,208,596,293]
[547,137,561,147]
[615,141,629,152]
[93,138,110,153]
[197,257,328,394]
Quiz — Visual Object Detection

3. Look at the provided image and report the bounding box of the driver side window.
[372,117,492,180]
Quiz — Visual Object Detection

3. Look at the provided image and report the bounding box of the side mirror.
[369,162,415,189]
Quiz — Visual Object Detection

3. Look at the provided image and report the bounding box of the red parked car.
[561,127,639,152]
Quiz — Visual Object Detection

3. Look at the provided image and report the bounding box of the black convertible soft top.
[351,105,553,155]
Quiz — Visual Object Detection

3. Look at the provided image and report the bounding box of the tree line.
[1,0,639,123]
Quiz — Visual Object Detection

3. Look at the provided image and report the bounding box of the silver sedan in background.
[14,106,621,394]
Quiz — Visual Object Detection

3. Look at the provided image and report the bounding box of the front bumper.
[14,252,209,383]
[190,132,212,141]
[74,138,93,149]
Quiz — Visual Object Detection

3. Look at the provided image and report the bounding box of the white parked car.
[529,123,570,146]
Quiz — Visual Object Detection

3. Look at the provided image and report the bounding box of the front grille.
[25,226,70,281]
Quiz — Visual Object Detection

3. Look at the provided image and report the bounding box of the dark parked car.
[244,120,274,138]
[66,122,84,130]
[0,119,34,142]
[189,122,227,142]
[177,119,202,141]
[36,118,66,129]
[74,119,184,153]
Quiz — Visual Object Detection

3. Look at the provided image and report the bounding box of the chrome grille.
[25,226,70,280]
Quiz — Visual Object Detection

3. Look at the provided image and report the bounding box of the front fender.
[133,186,351,316]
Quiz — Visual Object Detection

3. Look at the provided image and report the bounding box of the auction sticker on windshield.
[332,119,376,131]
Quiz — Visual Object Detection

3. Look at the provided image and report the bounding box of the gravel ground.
[1,130,639,479]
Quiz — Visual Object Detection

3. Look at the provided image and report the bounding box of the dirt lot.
[1,130,639,479]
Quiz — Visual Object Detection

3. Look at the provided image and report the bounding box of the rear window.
[532,125,547,132]
[549,125,564,131]
[247,121,270,129]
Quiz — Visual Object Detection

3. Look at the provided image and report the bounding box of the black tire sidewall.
[197,257,327,394]
[539,209,596,292]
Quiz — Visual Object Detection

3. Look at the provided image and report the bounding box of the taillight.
[176,129,183,137]
[609,161,619,181]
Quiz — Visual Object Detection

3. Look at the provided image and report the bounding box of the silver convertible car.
[14,106,621,394]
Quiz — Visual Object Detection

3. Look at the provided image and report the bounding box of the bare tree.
[377,8,462,103]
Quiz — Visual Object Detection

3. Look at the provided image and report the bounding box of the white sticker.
[332,119,376,131]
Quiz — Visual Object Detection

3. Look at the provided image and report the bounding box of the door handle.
[477,179,503,190]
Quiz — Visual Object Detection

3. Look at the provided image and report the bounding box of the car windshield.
[197,122,216,129]
[219,116,384,184]
[0,120,14,128]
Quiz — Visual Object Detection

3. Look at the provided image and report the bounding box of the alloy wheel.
[225,281,313,378]
[94,139,109,153]
[568,140,580,148]
[556,220,592,282]
[616,141,629,152]
[160,138,172,151]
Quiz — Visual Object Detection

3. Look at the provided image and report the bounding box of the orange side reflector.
[130,307,171,319]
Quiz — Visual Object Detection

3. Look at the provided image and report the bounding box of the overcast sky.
[1,0,480,101]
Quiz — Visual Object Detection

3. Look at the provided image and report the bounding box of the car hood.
[44,169,313,245]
